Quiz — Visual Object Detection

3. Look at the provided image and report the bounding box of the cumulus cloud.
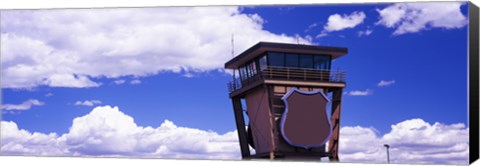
[2,99,44,113]
[339,126,383,162]
[347,89,373,96]
[74,100,102,107]
[0,121,66,155]
[339,119,469,165]
[1,106,241,159]
[324,11,366,32]
[377,80,395,87]
[376,2,468,35]
[317,11,366,38]
[45,93,53,97]
[1,7,310,89]
[44,74,101,88]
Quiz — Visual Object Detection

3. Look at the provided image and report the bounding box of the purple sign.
[280,88,332,149]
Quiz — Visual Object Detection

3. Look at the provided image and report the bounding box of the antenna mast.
[296,34,300,44]
[231,34,236,89]
[231,34,235,58]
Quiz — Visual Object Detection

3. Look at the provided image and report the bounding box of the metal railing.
[227,66,346,93]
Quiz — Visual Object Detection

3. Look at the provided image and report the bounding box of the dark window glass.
[259,55,267,71]
[268,52,285,67]
[245,65,250,79]
[246,63,252,78]
[240,66,246,80]
[244,65,249,78]
[251,62,257,75]
[299,54,313,68]
[285,53,299,68]
[314,55,331,70]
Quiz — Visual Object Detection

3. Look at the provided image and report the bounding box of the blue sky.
[0,2,471,164]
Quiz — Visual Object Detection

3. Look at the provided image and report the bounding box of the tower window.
[285,53,299,68]
[268,52,285,67]
[299,54,313,69]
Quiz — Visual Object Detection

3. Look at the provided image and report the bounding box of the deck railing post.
[304,68,306,80]
[288,67,290,80]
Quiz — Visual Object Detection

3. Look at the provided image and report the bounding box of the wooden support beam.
[232,97,251,159]
[266,85,277,160]
[328,88,343,161]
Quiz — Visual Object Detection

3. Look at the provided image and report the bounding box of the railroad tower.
[225,42,347,161]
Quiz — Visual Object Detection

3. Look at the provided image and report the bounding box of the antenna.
[231,34,237,89]
[231,34,235,57]
[296,35,300,44]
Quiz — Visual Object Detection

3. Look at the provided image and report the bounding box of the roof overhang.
[225,42,348,69]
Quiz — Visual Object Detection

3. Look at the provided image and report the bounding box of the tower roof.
[225,42,348,69]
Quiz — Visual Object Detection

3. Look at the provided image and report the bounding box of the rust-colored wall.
[245,87,273,154]
[245,85,330,157]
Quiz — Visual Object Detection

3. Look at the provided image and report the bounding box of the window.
[299,54,313,68]
[259,55,267,71]
[314,55,331,70]
[299,87,309,91]
[246,63,252,78]
[240,61,259,81]
[273,86,286,93]
[268,52,285,67]
[239,66,246,80]
[285,53,299,68]
[286,86,294,92]
[249,61,257,76]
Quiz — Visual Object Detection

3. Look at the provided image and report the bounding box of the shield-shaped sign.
[280,88,332,149]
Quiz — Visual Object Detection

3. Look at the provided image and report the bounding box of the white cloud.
[113,79,125,85]
[339,126,384,162]
[324,11,366,32]
[339,119,469,165]
[357,29,373,37]
[1,105,241,159]
[182,73,194,78]
[1,7,310,89]
[0,107,469,164]
[0,121,65,155]
[45,93,53,97]
[304,23,318,32]
[347,89,373,96]
[74,100,102,107]
[43,74,100,88]
[315,32,329,38]
[2,99,44,113]
[376,2,467,35]
[304,35,313,43]
[130,79,141,85]
[377,80,395,87]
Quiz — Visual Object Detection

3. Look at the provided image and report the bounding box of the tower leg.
[328,88,343,161]
[232,97,251,159]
